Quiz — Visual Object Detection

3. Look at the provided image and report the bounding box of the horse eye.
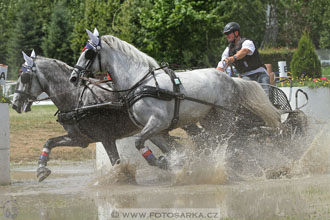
[21,72,31,84]
[85,49,96,60]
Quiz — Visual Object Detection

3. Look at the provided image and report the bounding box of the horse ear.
[22,51,33,67]
[93,28,99,37]
[30,50,36,59]
[86,29,100,46]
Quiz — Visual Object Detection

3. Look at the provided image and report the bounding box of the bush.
[260,48,296,72]
[290,31,321,79]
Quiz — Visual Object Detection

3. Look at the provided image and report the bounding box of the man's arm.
[216,66,224,71]
[217,47,230,71]
[224,48,251,64]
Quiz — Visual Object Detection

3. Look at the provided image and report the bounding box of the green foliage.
[71,0,121,61]
[290,31,321,79]
[137,0,223,67]
[1,0,329,77]
[323,66,330,76]
[5,0,49,79]
[115,0,266,68]
[319,3,330,49]
[41,2,74,65]
[260,48,295,72]
[0,0,11,64]
[6,0,39,79]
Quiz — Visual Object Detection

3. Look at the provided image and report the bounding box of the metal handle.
[295,89,308,110]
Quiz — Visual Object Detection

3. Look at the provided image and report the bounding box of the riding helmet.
[223,22,240,35]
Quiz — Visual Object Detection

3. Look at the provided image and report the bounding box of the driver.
[216,22,269,84]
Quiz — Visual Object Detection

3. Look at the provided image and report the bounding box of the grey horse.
[70,29,281,166]
[12,51,174,182]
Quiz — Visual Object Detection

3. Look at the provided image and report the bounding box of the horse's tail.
[233,78,281,128]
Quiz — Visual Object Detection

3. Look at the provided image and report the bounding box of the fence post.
[0,103,11,185]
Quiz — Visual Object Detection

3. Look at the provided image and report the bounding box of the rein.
[81,65,168,94]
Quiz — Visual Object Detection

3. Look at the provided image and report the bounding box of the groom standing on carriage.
[216,22,270,84]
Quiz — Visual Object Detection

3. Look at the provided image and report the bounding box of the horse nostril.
[70,72,79,84]
[25,102,32,112]
[12,104,17,110]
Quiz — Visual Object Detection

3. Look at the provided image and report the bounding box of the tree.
[277,0,328,49]
[0,0,10,64]
[41,2,74,65]
[71,0,121,61]
[127,0,266,68]
[319,2,330,49]
[290,31,321,79]
[260,0,280,48]
[6,0,43,79]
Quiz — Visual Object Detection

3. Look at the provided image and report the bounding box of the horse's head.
[70,28,104,85]
[71,28,160,89]
[12,51,43,113]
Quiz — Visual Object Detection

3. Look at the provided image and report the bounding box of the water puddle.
[1,120,330,219]
[0,159,329,220]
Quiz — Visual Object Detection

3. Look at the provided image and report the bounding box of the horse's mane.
[36,56,73,75]
[101,35,160,68]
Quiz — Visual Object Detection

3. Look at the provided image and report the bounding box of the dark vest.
[228,38,265,74]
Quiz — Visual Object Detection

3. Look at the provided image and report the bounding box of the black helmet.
[223,22,240,35]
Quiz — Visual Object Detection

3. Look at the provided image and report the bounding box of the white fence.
[281,87,330,122]
[0,103,11,185]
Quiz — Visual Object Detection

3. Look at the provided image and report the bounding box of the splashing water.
[93,161,137,186]
[170,147,227,185]
[92,118,330,186]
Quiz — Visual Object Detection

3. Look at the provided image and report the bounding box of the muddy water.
[1,161,330,219]
[1,121,330,220]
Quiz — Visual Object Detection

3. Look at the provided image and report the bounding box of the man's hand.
[224,56,235,65]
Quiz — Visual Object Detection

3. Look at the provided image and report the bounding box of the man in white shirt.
[216,22,269,84]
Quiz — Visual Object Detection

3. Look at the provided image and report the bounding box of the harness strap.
[164,67,181,129]
[81,77,114,93]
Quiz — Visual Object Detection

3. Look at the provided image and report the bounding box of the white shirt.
[217,39,267,76]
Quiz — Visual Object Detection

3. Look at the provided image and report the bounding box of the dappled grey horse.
[70,29,281,167]
[12,51,173,182]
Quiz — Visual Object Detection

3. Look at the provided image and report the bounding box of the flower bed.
[277,75,330,89]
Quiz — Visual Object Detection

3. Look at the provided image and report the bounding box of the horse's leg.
[101,139,120,166]
[135,118,170,170]
[149,132,173,154]
[37,135,90,182]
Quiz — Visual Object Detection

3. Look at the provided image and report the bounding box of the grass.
[9,105,63,133]
[322,66,330,75]
[9,105,96,162]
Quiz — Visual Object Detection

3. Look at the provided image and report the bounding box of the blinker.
[21,72,31,84]
[85,49,96,60]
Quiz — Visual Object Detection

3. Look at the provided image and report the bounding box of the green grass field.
[322,66,330,76]
[9,105,96,162]
[10,105,63,133]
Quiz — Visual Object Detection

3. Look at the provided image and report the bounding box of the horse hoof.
[157,156,169,170]
[37,167,51,182]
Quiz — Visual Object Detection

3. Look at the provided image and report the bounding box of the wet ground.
[1,159,330,220]
[2,119,330,220]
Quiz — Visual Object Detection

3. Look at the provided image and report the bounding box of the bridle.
[71,40,103,84]
[15,64,44,102]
